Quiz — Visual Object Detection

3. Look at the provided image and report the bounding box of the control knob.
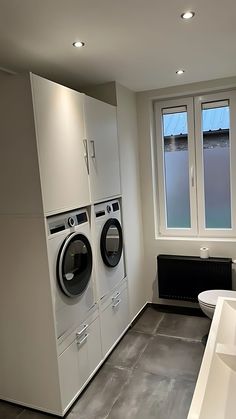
[68,217,75,227]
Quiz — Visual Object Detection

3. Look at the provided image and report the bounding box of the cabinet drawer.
[58,315,102,411]
[100,285,129,356]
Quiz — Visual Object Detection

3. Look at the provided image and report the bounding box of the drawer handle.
[77,333,89,346]
[112,299,121,308]
[112,292,121,301]
[76,324,88,337]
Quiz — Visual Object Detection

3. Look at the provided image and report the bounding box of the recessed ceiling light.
[181,11,195,20]
[73,41,85,48]
[176,69,185,75]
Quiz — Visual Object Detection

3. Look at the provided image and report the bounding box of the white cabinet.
[58,314,102,412]
[31,74,90,215]
[100,281,129,357]
[84,95,121,202]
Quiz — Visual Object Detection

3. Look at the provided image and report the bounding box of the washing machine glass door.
[100,218,123,267]
[58,233,93,298]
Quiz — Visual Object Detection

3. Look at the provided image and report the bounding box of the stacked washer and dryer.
[47,197,128,353]
[93,200,129,355]
[46,200,129,409]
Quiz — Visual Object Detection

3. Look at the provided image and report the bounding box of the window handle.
[191,166,195,187]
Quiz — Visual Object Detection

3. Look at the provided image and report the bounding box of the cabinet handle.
[112,299,121,308]
[77,333,89,346]
[76,324,88,337]
[112,292,121,301]
[83,139,90,174]
[90,140,96,158]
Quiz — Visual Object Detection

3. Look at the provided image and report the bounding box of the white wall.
[136,76,236,305]
[84,82,146,320]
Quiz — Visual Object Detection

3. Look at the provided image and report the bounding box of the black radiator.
[157,254,232,302]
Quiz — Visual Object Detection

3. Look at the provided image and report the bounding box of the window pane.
[202,103,231,228]
[162,108,191,228]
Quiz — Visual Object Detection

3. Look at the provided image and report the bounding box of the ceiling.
[0,0,236,92]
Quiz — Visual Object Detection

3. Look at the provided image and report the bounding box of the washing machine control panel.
[47,210,88,235]
[106,205,112,213]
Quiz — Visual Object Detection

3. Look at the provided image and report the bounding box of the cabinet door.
[76,333,90,390]
[87,316,102,375]
[58,339,80,410]
[59,333,89,411]
[85,96,121,202]
[101,285,129,356]
[31,74,90,215]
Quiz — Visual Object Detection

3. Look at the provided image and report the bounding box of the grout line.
[130,329,153,337]
[155,332,203,343]
[131,337,154,370]
[16,410,26,418]
[153,313,165,334]
[103,367,133,419]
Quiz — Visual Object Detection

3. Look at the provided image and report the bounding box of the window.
[162,106,190,229]
[155,91,236,237]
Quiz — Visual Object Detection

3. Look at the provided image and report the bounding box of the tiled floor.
[0,307,211,419]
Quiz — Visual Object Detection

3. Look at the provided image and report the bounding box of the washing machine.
[94,199,125,299]
[47,208,95,340]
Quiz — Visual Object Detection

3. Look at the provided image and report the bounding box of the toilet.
[198,289,236,319]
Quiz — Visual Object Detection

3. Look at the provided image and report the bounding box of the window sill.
[155,235,236,242]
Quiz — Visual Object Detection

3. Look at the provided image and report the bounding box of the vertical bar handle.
[90,140,96,158]
[83,139,89,174]
[191,166,194,187]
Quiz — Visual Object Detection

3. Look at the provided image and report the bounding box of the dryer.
[47,208,95,340]
[94,200,125,299]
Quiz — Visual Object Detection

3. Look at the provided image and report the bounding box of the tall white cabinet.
[0,72,129,416]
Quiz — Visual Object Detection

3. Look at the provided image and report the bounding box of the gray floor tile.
[0,401,23,419]
[67,365,132,419]
[106,330,150,369]
[17,409,52,418]
[163,377,196,419]
[132,307,164,335]
[107,369,195,419]
[157,313,211,341]
[135,334,204,380]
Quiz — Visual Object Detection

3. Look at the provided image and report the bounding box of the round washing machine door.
[57,232,93,298]
[100,218,123,267]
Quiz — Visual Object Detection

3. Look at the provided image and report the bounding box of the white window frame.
[155,97,198,237]
[194,90,236,237]
[155,90,236,238]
